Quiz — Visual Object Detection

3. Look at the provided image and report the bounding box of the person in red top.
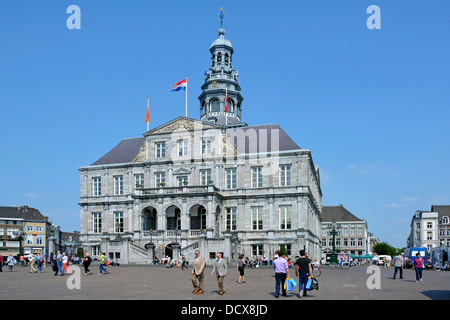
[412,253,424,283]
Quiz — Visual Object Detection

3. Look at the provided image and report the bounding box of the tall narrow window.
[93,212,102,234]
[134,174,144,189]
[200,169,212,186]
[226,168,237,189]
[279,165,292,186]
[279,205,292,230]
[155,172,165,187]
[251,206,263,230]
[177,139,188,157]
[93,177,102,196]
[251,167,263,188]
[114,211,124,233]
[177,176,188,187]
[155,142,166,158]
[114,176,124,195]
[226,207,237,231]
[202,138,212,154]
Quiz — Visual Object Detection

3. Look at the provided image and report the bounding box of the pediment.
[146,117,220,135]
[173,167,191,175]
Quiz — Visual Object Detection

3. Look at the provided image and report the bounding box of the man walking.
[272,251,290,298]
[211,252,227,295]
[295,250,313,298]
[393,253,404,279]
[54,251,64,276]
[191,250,206,294]
[29,254,38,273]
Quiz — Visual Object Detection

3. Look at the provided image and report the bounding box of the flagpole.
[147,97,149,131]
[185,76,188,117]
[225,88,228,127]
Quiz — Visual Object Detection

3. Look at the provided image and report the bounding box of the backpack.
[105,259,109,266]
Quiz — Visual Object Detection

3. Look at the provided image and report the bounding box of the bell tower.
[198,9,245,127]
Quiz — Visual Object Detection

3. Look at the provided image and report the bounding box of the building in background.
[0,206,66,259]
[321,205,371,263]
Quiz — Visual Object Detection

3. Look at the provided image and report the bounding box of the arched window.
[217,52,222,62]
[211,54,215,67]
[210,98,220,113]
[225,53,229,64]
[227,99,234,113]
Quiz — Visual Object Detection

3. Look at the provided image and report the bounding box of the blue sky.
[0,0,448,249]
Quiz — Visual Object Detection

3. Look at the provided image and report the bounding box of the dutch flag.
[171,78,187,91]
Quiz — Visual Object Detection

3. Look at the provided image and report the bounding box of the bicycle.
[433,261,450,271]
[312,265,321,277]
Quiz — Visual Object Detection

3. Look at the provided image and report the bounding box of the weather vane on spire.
[218,7,225,28]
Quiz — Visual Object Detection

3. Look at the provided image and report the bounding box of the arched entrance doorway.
[142,206,157,231]
[190,204,207,230]
[165,205,181,230]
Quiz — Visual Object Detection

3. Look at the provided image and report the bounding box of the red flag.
[145,98,149,124]
[225,89,228,113]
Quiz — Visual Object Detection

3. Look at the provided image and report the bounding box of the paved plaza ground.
[1,263,449,302]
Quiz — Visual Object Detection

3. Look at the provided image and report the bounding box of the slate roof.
[228,124,300,154]
[91,137,145,166]
[89,119,301,166]
[0,206,48,221]
[431,205,450,218]
[322,205,363,223]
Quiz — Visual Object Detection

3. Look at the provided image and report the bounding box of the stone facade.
[78,21,323,265]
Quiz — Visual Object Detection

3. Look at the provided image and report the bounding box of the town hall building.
[78,17,323,264]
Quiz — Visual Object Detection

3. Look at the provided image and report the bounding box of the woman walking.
[412,253,425,283]
[237,254,246,284]
[6,254,16,272]
[61,253,70,274]
[83,253,92,275]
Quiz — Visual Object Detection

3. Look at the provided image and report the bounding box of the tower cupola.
[198,9,245,127]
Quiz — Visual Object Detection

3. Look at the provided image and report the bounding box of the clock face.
[210,81,219,89]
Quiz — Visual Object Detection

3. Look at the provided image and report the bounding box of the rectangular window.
[358,238,363,247]
[155,172,166,187]
[177,139,188,157]
[226,168,237,189]
[177,176,188,187]
[93,212,102,234]
[114,211,124,233]
[252,244,263,257]
[350,238,356,247]
[279,165,292,186]
[251,206,263,230]
[202,138,212,154]
[279,205,292,230]
[280,244,291,256]
[155,142,166,158]
[251,167,263,188]
[134,174,144,189]
[427,232,432,240]
[226,207,237,231]
[200,169,212,186]
[114,175,124,195]
[36,236,43,245]
[93,177,102,196]
[427,222,433,229]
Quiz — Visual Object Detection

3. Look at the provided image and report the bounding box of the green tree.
[373,242,397,256]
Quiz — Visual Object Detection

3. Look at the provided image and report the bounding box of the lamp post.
[14,230,25,261]
[328,219,340,265]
